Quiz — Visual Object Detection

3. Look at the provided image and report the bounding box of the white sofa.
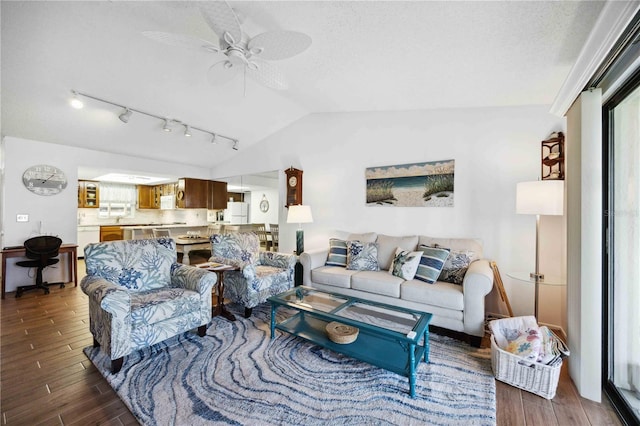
[299,233,494,346]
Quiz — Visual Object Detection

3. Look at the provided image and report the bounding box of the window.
[98,183,136,219]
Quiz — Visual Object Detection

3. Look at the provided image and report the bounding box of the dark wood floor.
[0,263,623,425]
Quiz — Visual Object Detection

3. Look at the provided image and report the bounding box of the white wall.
[213,106,566,326]
[0,136,210,292]
[248,189,279,228]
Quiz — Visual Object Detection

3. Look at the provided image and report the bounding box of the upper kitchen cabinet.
[208,180,228,210]
[176,178,227,209]
[78,180,99,208]
[137,185,155,209]
[176,178,208,208]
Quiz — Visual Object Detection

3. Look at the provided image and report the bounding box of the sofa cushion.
[389,247,422,280]
[418,236,484,259]
[325,238,348,267]
[346,241,379,271]
[352,271,404,298]
[130,287,201,327]
[438,249,476,284]
[347,232,378,243]
[401,279,464,311]
[415,245,450,284]
[376,234,419,270]
[311,266,358,289]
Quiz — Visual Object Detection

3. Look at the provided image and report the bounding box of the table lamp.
[286,205,313,255]
[516,180,564,317]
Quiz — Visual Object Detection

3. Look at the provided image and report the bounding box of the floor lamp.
[286,205,313,286]
[516,180,564,318]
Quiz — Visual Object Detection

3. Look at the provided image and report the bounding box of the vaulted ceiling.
[2,1,605,169]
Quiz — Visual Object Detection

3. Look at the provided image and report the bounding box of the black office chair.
[15,236,64,297]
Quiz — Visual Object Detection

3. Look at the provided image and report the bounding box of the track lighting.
[69,90,238,148]
[118,108,132,123]
[70,91,84,109]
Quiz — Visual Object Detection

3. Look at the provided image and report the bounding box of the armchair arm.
[170,263,217,296]
[462,259,494,337]
[299,249,329,286]
[80,275,131,318]
[258,252,297,270]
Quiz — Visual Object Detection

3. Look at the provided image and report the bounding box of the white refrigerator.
[224,202,248,224]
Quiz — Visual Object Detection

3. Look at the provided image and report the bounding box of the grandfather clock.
[285,167,303,207]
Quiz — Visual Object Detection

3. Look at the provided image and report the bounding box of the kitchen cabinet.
[176,178,227,210]
[100,226,124,242]
[138,183,177,209]
[137,185,155,209]
[78,181,99,208]
[208,181,228,209]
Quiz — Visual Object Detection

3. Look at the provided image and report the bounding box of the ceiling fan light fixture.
[118,108,132,123]
[163,119,172,132]
[70,91,84,109]
[184,125,192,137]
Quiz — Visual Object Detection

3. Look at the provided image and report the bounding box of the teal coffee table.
[268,286,432,397]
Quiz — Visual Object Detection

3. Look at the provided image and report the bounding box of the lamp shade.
[516,181,564,216]
[287,205,313,224]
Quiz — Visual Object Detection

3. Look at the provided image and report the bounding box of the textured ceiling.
[1,1,605,170]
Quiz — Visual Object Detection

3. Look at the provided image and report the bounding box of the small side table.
[507,272,565,319]
[198,263,239,321]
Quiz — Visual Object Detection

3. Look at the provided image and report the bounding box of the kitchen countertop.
[78,223,207,229]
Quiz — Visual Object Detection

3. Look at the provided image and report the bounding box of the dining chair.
[252,223,270,251]
[152,228,172,238]
[224,225,240,234]
[269,223,279,252]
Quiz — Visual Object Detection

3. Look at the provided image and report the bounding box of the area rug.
[84,304,496,425]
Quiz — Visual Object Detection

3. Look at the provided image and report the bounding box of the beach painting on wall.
[366,159,455,207]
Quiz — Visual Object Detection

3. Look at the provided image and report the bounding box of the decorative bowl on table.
[326,321,359,344]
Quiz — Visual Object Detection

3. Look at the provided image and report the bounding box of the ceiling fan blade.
[142,31,220,54]
[198,1,242,47]
[246,59,288,90]
[207,60,240,85]
[248,31,312,61]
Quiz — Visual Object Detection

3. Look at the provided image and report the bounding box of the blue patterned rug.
[84,304,496,425]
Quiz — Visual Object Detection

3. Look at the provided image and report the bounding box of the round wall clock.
[260,196,269,213]
[22,164,68,196]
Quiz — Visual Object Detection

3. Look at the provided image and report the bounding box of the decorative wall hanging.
[541,132,564,180]
[366,159,455,207]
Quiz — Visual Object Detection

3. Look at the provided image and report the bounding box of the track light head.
[210,134,217,144]
[162,119,172,132]
[70,91,84,109]
[184,125,192,137]
[119,108,132,123]
[232,140,239,150]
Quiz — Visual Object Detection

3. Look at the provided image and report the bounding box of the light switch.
[16,214,29,222]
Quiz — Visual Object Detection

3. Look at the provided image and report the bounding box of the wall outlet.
[16,214,29,222]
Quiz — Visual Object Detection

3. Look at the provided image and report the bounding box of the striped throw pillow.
[415,245,450,284]
[325,238,348,267]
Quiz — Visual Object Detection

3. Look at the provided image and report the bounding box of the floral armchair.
[209,232,296,317]
[81,238,216,373]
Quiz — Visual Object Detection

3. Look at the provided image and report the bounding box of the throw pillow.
[388,247,422,280]
[325,238,348,267]
[415,245,450,284]
[346,240,379,271]
[438,249,475,285]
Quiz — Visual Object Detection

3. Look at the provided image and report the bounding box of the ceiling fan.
[143,1,311,90]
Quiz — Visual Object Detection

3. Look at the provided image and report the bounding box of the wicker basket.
[326,322,359,344]
[490,335,561,399]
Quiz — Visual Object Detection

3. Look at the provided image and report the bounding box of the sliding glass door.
[604,69,640,425]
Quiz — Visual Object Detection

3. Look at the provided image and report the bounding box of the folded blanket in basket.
[489,316,568,365]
